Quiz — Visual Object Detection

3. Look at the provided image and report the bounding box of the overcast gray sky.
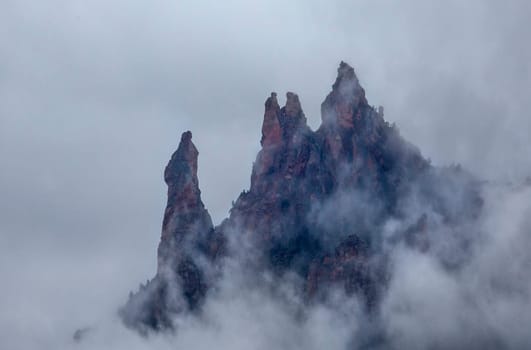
[1,1,531,349]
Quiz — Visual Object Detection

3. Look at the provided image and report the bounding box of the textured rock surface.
[121,62,482,332]
[121,131,223,332]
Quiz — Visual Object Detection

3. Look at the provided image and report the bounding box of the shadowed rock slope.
[120,62,482,333]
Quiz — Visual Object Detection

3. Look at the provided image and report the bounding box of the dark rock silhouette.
[120,62,482,332]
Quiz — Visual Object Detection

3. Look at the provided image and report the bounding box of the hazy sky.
[1,1,531,349]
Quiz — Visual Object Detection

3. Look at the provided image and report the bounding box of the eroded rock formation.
[121,62,482,332]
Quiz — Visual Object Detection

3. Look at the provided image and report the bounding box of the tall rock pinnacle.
[158,131,213,270]
[157,131,213,312]
[251,91,312,195]
[162,131,200,221]
[261,93,282,147]
[284,91,303,118]
[321,61,368,128]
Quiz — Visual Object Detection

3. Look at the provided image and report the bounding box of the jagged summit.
[261,93,281,147]
[161,130,208,236]
[121,62,482,333]
[283,91,303,117]
[158,130,213,286]
[335,61,362,89]
[164,131,198,190]
[321,61,368,128]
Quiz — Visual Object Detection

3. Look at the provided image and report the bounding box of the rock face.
[121,132,224,331]
[121,62,482,332]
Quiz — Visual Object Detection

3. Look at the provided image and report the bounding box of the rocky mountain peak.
[121,62,483,334]
[321,61,368,128]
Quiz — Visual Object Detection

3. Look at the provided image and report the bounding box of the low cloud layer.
[1,1,531,349]
[4,181,530,349]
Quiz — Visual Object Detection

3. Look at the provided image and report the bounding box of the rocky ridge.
[120,62,482,332]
